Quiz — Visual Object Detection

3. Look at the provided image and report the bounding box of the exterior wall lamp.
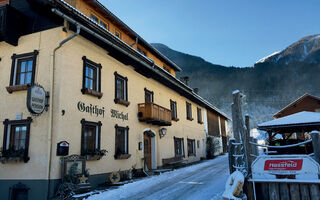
[159,128,167,138]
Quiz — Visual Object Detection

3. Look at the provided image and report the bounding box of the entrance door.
[144,133,152,169]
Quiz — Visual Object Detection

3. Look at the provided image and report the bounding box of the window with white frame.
[187,139,196,156]
[115,125,129,158]
[114,72,129,106]
[1,118,32,163]
[80,119,102,156]
[81,56,102,98]
[9,51,38,88]
[174,137,184,157]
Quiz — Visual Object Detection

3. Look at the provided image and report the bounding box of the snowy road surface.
[85,155,229,200]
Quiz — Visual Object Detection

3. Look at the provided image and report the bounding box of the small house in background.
[273,94,320,119]
[205,110,230,158]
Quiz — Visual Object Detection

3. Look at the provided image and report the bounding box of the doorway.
[144,133,152,169]
[143,129,157,170]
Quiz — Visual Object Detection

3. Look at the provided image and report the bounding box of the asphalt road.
[86,155,230,200]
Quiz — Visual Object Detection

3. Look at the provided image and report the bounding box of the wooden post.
[228,138,235,174]
[300,184,310,200]
[309,184,320,200]
[290,184,301,200]
[231,90,245,168]
[261,183,269,200]
[244,115,252,175]
[311,131,320,164]
[279,183,290,200]
[269,183,280,200]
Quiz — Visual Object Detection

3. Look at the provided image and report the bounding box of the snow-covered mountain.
[256,34,320,65]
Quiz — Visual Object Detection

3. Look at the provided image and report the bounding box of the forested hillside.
[152,42,320,126]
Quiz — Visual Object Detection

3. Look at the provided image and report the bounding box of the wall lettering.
[77,101,105,118]
[111,109,128,121]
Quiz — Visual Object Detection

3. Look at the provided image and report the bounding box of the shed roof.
[273,94,320,118]
[258,111,320,132]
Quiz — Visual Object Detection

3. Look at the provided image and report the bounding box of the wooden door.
[144,133,152,169]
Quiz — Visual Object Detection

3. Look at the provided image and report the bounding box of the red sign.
[264,159,303,171]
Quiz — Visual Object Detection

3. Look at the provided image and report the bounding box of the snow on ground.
[85,155,229,200]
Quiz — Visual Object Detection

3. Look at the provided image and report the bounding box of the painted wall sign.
[264,159,303,171]
[27,85,46,114]
[77,101,105,117]
[111,109,128,121]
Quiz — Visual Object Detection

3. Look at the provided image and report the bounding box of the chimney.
[193,88,199,94]
[180,76,190,86]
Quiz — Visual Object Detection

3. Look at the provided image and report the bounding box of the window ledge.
[187,118,194,121]
[6,84,30,93]
[114,154,131,160]
[114,98,130,107]
[172,118,180,122]
[198,121,204,124]
[188,154,196,157]
[81,88,103,99]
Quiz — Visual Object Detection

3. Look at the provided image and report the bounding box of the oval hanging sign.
[27,85,46,114]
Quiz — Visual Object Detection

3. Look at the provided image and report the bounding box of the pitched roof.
[53,0,230,120]
[259,111,320,130]
[273,93,320,118]
[75,0,181,72]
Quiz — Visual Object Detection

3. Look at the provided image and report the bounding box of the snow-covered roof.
[273,93,320,118]
[258,111,320,128]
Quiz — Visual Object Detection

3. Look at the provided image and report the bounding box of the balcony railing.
[138,102,172,126]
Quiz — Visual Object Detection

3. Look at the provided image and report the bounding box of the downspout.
[46,24,80,199]
[130,37,138,47]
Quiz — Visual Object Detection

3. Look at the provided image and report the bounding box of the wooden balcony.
[138,103,172,126]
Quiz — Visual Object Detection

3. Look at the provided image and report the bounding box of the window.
[90,14,99,23]
[137,47,147,56]
[170,100,178,121]
[81,56,102,98]
[7,51,38,93]
[115,30,121,39]
[80,119,102,156]
[187,139,196,156]
[197,108,203,124]
[114,72,130,106]
[100,21,108,30]
[197,140,200,148]
[115,125,130,159]
[163,65,170,73]
[186,102,193,120]
[174,137,184,157]
[144,88,154,103]
[1,118,32,163]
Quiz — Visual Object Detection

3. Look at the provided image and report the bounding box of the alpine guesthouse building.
[0,0,229,199]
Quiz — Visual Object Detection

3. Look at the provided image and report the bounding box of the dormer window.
[100,21,108,30]
[115,30,121,39]
[137,47,147,56]
[90,14,99,23]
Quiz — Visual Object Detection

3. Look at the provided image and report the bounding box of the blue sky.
[101,0,320,67]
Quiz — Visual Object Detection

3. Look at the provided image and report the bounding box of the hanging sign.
[27,85,46,114]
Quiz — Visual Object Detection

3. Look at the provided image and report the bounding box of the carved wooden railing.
[138,102,172,126]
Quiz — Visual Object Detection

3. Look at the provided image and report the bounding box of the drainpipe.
[46,24,80,199]
[130,37,138,47]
